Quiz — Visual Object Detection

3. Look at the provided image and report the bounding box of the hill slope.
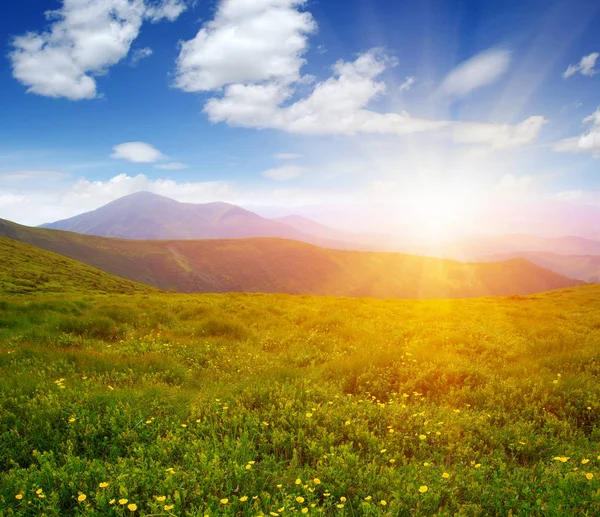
[0,236,156,295]
[0,217,584,298]
[41,191,357,249]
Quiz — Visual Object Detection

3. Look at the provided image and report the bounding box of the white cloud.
[453,115,547,149]
[262,165,307,180]
[131,46,153,65]
[9,0,187,100]
[154,162,189,170]
[399,76,415,91]
[174,0,316,92]
[0,170,70,183]
[499,173,532,191]
[274,153,301,160]
[553,190,584,202]
[441,49,511,96]
[553,107,600,156]
[111,142,166,163]
[205,50,449,135]
[563,52,599,78]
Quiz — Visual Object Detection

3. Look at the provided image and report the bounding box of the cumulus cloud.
[553,107,600,156]
[261,165,307,180]
[399,76,415,91]
[154,162,189,170]
[174,0,316,91]
[111,142,166,163]
[9,0,187,100]
[205,50,448,135]
[130,46,153,65]
[453,115,547,149]
[441,49,511,96]
[563,52,599,78]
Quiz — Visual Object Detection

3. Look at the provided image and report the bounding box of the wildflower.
[475,464,481,468]
[164,505,174,511]
[302,509,308,514]
[145,420,152,424]
[109,499,115,505]
[340,497,346,502]
[128,504,137,511]
[220,498,229,505]
[313,478,321,484]
[181,424,187,428]
[246,464,252,470]
[296,497,305,503]
[419,485,428,493]
[345,420,351,425]
[582,459,590,465]
[295,478,302,485]
[156,496,166,502]
[15,494,23,500]
[423,462,430,467]
[552,380,559,384]
[270,513,279,517]
[306,413,313,418]
[276,484,282,489]
[78,494,87,502]
[36,489,43,495]
[240,496,249,502]
[586,473,594,480]
[380,500,387,506]
[364,496,372,501]
[442,472,450,479]
[337,504,344,508]
[553,456,570,463]
[380,449,387,453]
[68,417,76,423]
[389,459,396,463]
[119,499,128,505]
[419,434,426,440]
[99,482,109,488]
[323,492,330,497]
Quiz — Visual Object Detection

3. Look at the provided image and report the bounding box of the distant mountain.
[481,251,600,282]
[41,192,358,249]
[0,236,156,295]
[0,217,584,298]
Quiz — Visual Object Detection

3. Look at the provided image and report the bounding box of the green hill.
[0,218,584,298]
[0,236,157,295]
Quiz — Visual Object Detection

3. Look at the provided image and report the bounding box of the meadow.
[1,283,600,516]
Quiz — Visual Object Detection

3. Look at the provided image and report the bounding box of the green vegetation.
[1,278,600,515]
[0,237,156,295]
[0,219,583,297]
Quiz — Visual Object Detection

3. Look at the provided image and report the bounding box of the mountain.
[0,236,156,295]
[481,251,600,282]
[0,217,584,298]
[41,192,360,249]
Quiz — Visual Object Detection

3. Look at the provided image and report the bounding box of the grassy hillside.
[0,218,584,298]
[0,237,157,295]
[1,284,599,516]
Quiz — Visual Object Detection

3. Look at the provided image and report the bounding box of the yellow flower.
[127,504,137,511]
[442,472,450,479]
[364,496,372,501]
[68,417,76,423]
[306,413,313,418]
[340,497,346,502]
[181,424,187,428]
[270,513,279,517]
[15,494,23,500]
[337,504,344,508]
[156,496,166,502]
[296,497,305,503]
[475,464,481,469]
[164,505,174,511]
[345,420,351,425]
[295,478,302,485]
[582,459,590,464]
[248,461,256,465]
[323,492,330,497]
[553,456,570,463]
[313,478,321,484]
[380,500,387,506]
[36,489,43,495]
[419,435,426,440]
[380,449,387,453]
[240,496,248,502]
[418,485,428,493]
[246,464,252,470]
[99,482,109,488]
[109,499,115,505]
[389,459,396,463]
[119,498,128,505]
[302,509,308,514]
[145,420,152,424]
[78,494,87,502]
[276,484,282,489]
[220,498,229,505]
[586,473,594,480]
[423,462,430,467]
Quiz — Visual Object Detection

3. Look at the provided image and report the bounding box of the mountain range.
[0,215,584,298]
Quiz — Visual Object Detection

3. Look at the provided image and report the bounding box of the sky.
[1,0,600,238]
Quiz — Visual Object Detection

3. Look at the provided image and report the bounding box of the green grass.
[1,284,600,516]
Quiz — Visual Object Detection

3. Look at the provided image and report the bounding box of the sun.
[407,187,477,243]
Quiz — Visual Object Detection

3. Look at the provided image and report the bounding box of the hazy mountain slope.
[0,217,584,298]
[482,251,600,282]
[0,236,157,295]
[40,192,357,249]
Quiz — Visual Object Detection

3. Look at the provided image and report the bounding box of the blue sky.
[0,0,599,236]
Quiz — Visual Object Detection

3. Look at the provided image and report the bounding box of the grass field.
[1,282,600,516]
